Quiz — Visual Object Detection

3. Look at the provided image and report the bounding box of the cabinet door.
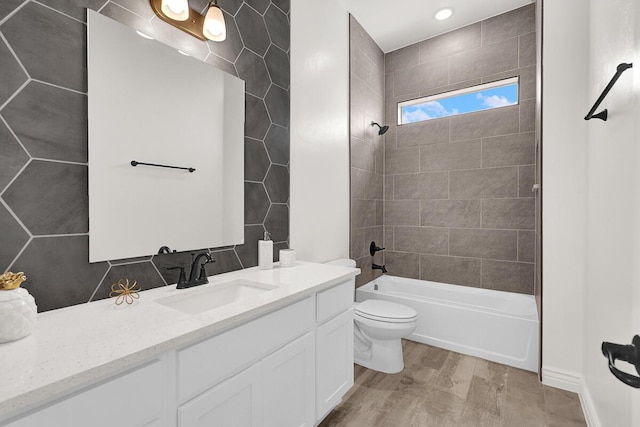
[316,309,354,420]
[178,363,262,427]
[262,332,315,427]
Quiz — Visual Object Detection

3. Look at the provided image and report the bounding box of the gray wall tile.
[394,172,449,200]
[264,125,289,165]
[207,12,244,62]
[450,167,518,199]
[421,200,481,228]
[420,139,481,171]
[394,226,448,255]
[481,260,533,294]
[385,44,419,74]
[419,23,481,63]
[385,251,420,279]
[236,48,271,97]
[264,45,289,89]
[420,254,481,287]
[264,5,289,52]
[351,44,384,97]
[0,37,27,106]
[245,138,270,181]
[450,38,518,83]
[264,85,289,127]
[3,161,88,235]
[4,82,87,163]
[244,182,270,223]
[0,204,29,271]
[0,121,29,192]
[519,165,535,197]
[264,204,288,242]
[2,2,87,92]
[352,137,376,172]
[350,16,384,72]
[482,198,535,230]
[235,4,270,55]
[352,199,377,229]
[355,255,374,287]
[397,118,450,147]
[519,31,536,67]
[518,230,534,262]
[482,132,535,167]
[393,58,449,96]
[384,200,420,226]
[245,94,271,139]
[481,4,535,46]
[13,236,109,312]
[350,227,366,259]
[385,147,420,174]
[520,98,536,132]
[449,106,520,141]
[449,228,517,260]
[264,165,289,203]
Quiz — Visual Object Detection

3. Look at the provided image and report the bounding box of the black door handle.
[601,335,640,388]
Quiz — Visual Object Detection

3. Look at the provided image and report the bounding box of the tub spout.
[372,263,387,274]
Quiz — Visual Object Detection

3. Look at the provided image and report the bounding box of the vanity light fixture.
[150,0,226,41]
[434,8,453,21]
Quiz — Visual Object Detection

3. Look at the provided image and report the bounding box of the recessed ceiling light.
[435,8,453,21]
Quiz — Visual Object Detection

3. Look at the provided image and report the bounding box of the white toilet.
[325,259,418,374]
[353,299,417,373]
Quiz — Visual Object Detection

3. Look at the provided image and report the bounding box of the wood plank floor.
[319,340,586,427]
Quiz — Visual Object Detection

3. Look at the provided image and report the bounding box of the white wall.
[543,0,640,425]
[541,0,588,390]
[289,0,350,263]
[582,1,640,425]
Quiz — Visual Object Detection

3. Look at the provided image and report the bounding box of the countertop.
[0,261,359,420]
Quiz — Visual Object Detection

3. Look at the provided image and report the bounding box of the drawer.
[177,297,314,402]
[316,280,353,324]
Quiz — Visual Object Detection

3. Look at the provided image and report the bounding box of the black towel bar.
[130,160,195,173]
[584,62,633,121]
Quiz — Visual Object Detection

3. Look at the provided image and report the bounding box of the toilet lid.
[355,299,417,322]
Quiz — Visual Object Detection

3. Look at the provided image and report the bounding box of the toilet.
[353,299,417,373]
[325,259,418,374]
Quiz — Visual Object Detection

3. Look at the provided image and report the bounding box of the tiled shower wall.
[349,16,385,287]
[0,0,290,311]
[383,4,537,294]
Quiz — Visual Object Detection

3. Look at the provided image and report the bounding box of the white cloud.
[402,101,458,123]
[477,93,517,108]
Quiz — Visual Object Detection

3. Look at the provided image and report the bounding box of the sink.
[156,280,277,314]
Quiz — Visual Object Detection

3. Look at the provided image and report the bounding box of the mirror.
[87,10,244,262]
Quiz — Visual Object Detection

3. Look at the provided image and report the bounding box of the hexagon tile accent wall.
[0,0,290,312]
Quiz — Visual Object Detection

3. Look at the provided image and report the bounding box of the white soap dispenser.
[258,231,273,270]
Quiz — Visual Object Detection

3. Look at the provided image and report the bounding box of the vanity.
[0,262,359,426]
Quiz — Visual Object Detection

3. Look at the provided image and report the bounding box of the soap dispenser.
[258,231,273,270]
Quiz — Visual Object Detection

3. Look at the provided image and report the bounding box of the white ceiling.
[338,0,534,52]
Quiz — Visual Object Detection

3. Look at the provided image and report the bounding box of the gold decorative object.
[0,272,26,290]
[109,278,141,305]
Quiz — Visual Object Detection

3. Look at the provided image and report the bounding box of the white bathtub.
[356,275,539,372]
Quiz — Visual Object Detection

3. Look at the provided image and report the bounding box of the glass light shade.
[203,4,226,41]
[161,0,189,21]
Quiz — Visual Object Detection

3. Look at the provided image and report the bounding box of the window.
[397,77,519,125]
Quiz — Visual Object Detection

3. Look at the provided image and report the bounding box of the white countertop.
[0,261,359,420]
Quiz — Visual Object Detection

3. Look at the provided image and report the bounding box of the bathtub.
[356,275,539,372]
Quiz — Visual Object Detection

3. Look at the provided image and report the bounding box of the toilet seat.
[355,300,417,323]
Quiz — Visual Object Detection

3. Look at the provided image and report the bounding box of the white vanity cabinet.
[1,275,356,427]
[315,282,355,421]
[4,361,163,427]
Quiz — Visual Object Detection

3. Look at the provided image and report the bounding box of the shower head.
[371,121,389,135]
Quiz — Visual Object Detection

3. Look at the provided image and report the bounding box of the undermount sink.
[157,280,277,314]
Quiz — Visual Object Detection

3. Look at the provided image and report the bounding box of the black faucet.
[370,241,385,256]
[372,263,387,274]
[168,252,215,289]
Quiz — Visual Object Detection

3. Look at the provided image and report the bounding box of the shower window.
[397,77,519,125]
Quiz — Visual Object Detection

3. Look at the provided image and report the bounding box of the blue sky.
[401,83,518,124]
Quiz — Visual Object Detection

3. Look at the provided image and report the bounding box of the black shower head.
[371,121,389,136]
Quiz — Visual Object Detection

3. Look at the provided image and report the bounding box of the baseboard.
[541,367,601,427]
[578,377,601,427]
[541,367,581,392]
